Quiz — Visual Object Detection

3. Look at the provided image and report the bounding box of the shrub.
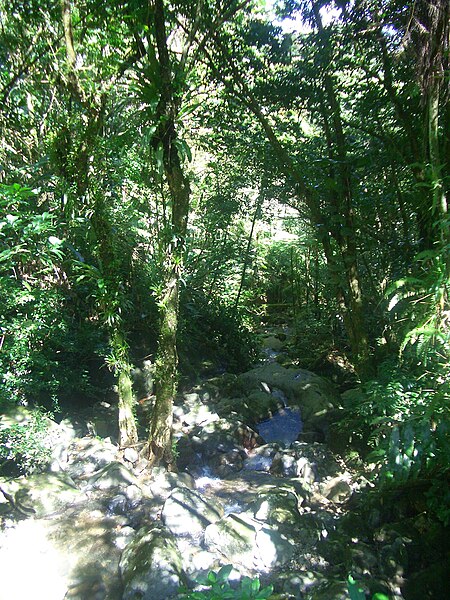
[178,565,273,600]
[0,406,54,475]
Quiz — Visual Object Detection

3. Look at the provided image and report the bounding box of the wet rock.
[238,363,340,427]
[119,524,186,600]
[162,486,224,538]
[208,449,244,477]
[245,390,279,421]
[260,335,285,351]
[244,444,278,472]
[149,467,195,502]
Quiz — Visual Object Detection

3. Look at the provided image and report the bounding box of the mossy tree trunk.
[60,0,138,447]
[91,200,139,448]
[146,0,190,467]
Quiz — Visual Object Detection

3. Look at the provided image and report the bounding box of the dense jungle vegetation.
[0,0,449,572]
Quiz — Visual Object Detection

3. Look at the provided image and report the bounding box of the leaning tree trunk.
[147,0,190,467]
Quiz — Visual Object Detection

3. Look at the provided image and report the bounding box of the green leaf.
[207,570,218,584]
[256,585,274,599]
[216,564,233,583]
[348,575,366,600]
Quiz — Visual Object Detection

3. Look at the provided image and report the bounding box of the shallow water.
[256,407,303,446]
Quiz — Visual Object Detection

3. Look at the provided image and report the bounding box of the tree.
[203,2,375,378]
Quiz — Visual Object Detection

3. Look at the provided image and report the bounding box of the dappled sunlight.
[0,519,69,600]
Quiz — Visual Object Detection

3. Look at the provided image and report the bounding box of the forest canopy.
[0,0,449,525]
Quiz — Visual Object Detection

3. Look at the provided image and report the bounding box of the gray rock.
[255,526,295,569]
[0,472,83,517]
[244,445,278,472]
[253,489,301,526]
[208,449,244,477]
[320,476,352,503]
[205,512,295,571]
[162,486,224,537]
[88,462,141,492]
[120,525,186,600]
[204,513,258,567]
[66,437,118,479]
[150,468,195,501]
[238,363,340,425]
[123,447,139,464]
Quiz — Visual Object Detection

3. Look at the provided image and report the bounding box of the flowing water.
[256,388,303,446]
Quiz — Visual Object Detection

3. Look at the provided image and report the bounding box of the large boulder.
[87,461,143,492]
[162,486,224,538]
[252,488,302,526]
[0,472,83,518]
[204,512,295,571]
[65,436,118,479]
[237,364,341,435]
[120,525,186,600]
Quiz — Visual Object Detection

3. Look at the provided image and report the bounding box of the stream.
[0,331,413,600]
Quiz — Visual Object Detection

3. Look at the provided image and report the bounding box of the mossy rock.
[120,524,187,600]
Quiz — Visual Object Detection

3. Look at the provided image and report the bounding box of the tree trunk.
[147,0,190,468]
[60,1,138,444]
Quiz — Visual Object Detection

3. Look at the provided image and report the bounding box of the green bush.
[344,359,450,524]
[348,575,388,600]
[0,406,53,475]
[0,183,105,406]
[178,565,273,600]
[179,291,258,375]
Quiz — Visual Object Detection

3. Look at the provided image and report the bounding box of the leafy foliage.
[178,565,273,600]
[347,575,388,600]
[0,406,53,475]
[179,290,258,375]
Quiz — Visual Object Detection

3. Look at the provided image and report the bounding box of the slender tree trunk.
[234,195,261,310]
[91,201,138,447]
[60,0,138,444]
[147,0,190,467]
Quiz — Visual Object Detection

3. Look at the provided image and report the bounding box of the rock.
[238,363,340,427]
[208,449,244,477]
[120,525,186,600]
[123,447,139,464]
[244,445,278,472]
[260,335,285,351]
[204,513,258,567]
[162,486,224,537]
[150,468,195,501]
[196,419,243,457]
[0,472,83,517]
[87,462,142,492]
[270,452,297,477]
[253,489,302,526]
[245,391,279,421]
[320,476,352,503]
[65,437,118,479]
[176,401,220,428]
[204,512,295,570]
[255,526,295,569]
